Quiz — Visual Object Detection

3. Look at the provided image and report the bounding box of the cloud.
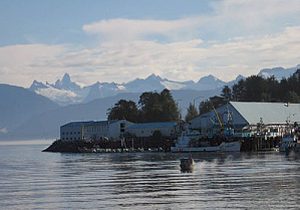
[83,18,201,41]
[1,0,300,87]
[208,0,300,37]
[0,44,66,86]
[82,0,300,42]
[2,26,298,87]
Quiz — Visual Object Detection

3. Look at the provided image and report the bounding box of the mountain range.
[258,64,300,80]
[0,64,299,140]
[30,64,299,107]
[29,73,243,106]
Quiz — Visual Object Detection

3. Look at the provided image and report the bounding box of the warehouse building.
[126,122,178,138]
[190,101,300,138]
[60,120,133,141]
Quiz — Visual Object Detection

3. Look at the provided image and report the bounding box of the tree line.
[108,70,300,123]
[185,69,300,121]
[107,89,180,123]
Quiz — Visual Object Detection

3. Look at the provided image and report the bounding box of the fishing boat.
[279,122,300,153]
[279,135,300,153]
[171,102,241,153]
[171,130,241,152]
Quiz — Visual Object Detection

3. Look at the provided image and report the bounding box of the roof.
[127,122,177,130]
[61,120,108,128]
[230,101,300,125]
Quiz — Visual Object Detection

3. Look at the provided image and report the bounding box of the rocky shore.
[42,139,91,153]
[43,138,172,153]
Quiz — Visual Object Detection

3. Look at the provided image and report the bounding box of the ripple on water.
[0,145,299,209]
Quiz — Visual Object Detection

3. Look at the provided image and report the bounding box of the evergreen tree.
[185,103,198,122]
[221,85,232,101]
[199,96,225,114]
[138,89,180,122]
[160,89,180,121]
[107,100,139,122]
[231,72,299,103]
[232,79,246,101]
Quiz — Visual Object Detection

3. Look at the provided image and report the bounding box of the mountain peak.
[258,65,298,80]
[146,73,162,81]
[53,73,81,91]
[29,80,48,91]
[198,74,219,83]
[235,74,245,80]
[62,73,71,83]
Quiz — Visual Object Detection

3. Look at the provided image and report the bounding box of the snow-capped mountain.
[84,82,125,102]
[124,74,193,92]
[226,75,246,87]
[28,73,244,106]
[29,73,128,106]
[258,65,300,80]
[124,74,166,92]
[29,74,86,105]
[28,65,298,106]
[188,75,227,90]
[53,73,81,91]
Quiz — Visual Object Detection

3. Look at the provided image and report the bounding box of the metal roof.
[127,122,177,130]
[61,121,108,128]
[230,101,300,125]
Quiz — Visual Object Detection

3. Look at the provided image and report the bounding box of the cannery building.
[60,120,133,141]
[126,121,178,138]
[190,101,300,138]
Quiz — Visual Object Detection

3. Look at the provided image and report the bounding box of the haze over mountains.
[258,64,300,80]
[29,72,242,106]
[0,65,299,140]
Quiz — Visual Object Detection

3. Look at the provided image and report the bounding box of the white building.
[60,121,92,141]
[83,121,109,140]
[190,101,300,137]
[60,120,133,141]
[108,120,134,139]
[126,122,178,138]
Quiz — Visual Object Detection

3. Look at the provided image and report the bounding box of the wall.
[60,124,83,141]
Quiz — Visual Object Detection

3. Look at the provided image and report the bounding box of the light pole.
[193,96,203,109]
[176,99,182,120]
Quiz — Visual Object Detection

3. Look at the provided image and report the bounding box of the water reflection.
[0,145,299,209]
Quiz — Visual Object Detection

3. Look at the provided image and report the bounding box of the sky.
[0,0,300,87]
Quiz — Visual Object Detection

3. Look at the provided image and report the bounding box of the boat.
[279,135,300,153]
[279,122,300,153]
[172,102,241,153]
[180,156,195,172]
[171,131,241,152]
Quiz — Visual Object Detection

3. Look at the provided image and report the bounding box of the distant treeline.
[107,89,180,123]
[108,70,300,123]
[199,69,300,114]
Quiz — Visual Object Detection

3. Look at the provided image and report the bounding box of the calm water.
[0,143,299,209]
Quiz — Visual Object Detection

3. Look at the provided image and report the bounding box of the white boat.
[279,135,299,153]
[171,130,241,153]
